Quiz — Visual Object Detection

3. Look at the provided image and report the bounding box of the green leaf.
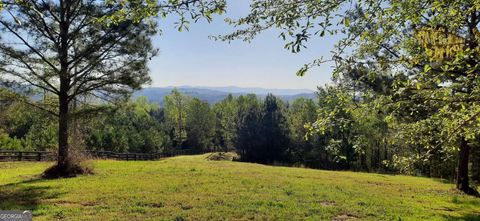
[296,65,308,77]
[344,18,350,27]
[423,65,432,73]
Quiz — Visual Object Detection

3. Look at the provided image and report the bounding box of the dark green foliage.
[287,98,326,168]
[0,100,57,151]
[260,95,290,163]
[235,95,264,162]
[84,97,168,153]
[234,94,290,163]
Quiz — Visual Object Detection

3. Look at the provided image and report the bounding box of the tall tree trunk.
[370,147,375,169]
[360,152,367,171]
[58,94,69,168]
[471,146,480,184]
[384,141,388,163]
[57,0,70,169]
[456,137,470,193]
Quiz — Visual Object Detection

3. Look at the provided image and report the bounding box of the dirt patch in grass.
[43,159,93,179]
[206,152,238,161]
[136,202,164,208]
[179,203,193,210]
[81,201,99,207]
[332,214,358,221]
[53,200,73,205]
[319,201,336,206]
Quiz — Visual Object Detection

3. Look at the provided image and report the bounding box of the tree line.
[2,88,479,188]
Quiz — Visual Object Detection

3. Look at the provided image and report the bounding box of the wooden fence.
[0,150,54,162]
[0,149,207,162]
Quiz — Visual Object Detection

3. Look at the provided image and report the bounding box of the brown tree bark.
[56,0,72,172]
[57,94,69,168]
[456,137,470,193]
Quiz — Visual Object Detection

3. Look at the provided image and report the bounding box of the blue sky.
[149,1,337,90]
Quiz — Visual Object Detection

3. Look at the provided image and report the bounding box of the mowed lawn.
[0,154,479,221]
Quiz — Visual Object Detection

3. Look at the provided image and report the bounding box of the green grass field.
[0,154,479,221]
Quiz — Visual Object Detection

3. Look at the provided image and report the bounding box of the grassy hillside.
[0,154,479,221]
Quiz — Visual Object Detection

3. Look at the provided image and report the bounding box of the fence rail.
[0,149,207,162]
[0,150,54,162]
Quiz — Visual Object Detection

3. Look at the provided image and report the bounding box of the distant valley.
[134,86,317,104]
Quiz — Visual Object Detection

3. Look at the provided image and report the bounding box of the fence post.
[18,152,22,161]
[37,152,41,161]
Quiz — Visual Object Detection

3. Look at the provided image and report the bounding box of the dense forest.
[2,87,479,186]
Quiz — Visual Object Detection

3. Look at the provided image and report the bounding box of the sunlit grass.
[0,154,479,220]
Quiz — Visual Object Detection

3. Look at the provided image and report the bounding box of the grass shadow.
[0,178,62,211]
[451,196,480,207]
[433,178,454,184]
[443,214,480,221]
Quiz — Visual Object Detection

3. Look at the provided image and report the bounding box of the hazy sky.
[149,1,337,90]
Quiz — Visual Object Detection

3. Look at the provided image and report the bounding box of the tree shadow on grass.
[442,196,480,221]
[0,178,62,211]
[433,178,455,184]
[443,214,480,221]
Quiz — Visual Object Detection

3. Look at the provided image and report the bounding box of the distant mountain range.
[133,86,317,104]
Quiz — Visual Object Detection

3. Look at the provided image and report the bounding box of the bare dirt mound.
[206,152,238,161]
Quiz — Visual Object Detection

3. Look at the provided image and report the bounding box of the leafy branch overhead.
[220,0,480,194]
[159,0,226,31]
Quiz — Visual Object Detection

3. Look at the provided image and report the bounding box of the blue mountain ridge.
[133,86,317,104]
